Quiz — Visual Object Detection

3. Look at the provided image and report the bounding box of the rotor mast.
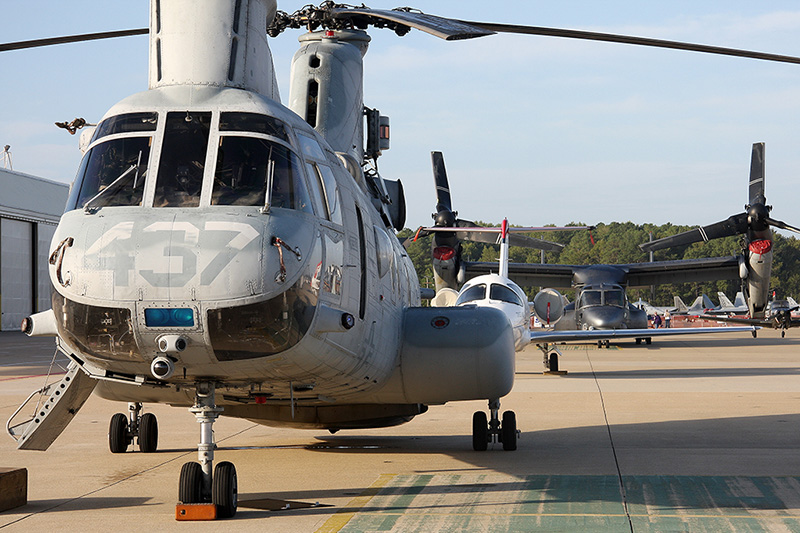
[148,0,280,99]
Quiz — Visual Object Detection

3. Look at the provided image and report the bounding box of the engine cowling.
[533,288,566,325]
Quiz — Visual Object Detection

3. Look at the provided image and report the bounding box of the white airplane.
[422,218,756,373]
[0,0,777,519]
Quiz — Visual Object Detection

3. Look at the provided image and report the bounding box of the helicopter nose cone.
[581,306,626,330]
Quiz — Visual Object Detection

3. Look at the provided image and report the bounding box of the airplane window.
[208,236,321,361]
[296,133,326,161]
[91,112,158,143]
[490,284,523,306]
[67,136,150,211]
[154,112,212,207]
[456,283,486,305]
[604,290,625,307]
[219,112,290,143]
[212,136,312,214]
[52,292,137,361]
[580,290,602,307]
[373,225,394,278]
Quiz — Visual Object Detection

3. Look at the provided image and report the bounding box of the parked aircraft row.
[2,0,796,520]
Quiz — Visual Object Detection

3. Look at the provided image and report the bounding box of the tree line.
[398,222,800,306]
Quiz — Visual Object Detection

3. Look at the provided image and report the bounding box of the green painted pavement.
[336,474,800,532]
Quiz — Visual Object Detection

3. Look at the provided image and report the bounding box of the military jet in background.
[707,292,749,315]
[702,293,800,337]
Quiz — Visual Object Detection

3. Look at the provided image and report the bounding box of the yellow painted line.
[314,474,396,533]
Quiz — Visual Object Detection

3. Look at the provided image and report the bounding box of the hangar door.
[1,219,33,330]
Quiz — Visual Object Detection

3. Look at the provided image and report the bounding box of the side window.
[373,226,394,278]
[316,164,342,225]
[490,284,523,306]
[456,283,486,306]
[305,163,329,219]
[323,232,344,296]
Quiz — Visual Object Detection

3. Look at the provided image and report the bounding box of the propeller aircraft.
[1,0,794,519]
[641,143,800,337]
[419,152,755,372]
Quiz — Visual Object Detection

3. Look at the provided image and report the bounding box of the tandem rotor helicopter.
[2,0,798,519]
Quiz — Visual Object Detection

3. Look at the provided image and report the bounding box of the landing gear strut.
[472,399,517,451]
[537,343,566,374]
[108,402,158,453]
[178,382,237,519]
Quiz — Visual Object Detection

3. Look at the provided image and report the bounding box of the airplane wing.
[621,256,740,288]
[465,255,740,289]
[464,262,576,288]
[529,325,757,344]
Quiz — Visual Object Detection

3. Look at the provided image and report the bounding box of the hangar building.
[0,168,69,331]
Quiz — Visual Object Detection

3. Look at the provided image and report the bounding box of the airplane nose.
[581,307,626,329]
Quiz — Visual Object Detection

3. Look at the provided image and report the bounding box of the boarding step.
[6,362,97,451]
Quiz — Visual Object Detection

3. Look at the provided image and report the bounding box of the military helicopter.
[641,143,800,337]
[421,152,755,371]
[1,0,796,520]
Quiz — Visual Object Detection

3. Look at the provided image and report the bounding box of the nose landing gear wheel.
[472,411,488,451]
[548,352,559,372]
[109,413,130,453]
[501,411,517,451]
[138,412,158,453]
[213,461,238,518]
[179,461,204,504]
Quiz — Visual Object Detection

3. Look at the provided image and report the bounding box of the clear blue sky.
[2,1,800,233]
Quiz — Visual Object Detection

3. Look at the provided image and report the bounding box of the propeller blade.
[0,28,148,52]
[765,217,800,235]
[457,21,800,65]
[749,142,766,206]
[640,214,748,252]
[431,151,452,215]
[331,8,494,40]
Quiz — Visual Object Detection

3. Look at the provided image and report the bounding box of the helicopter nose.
[581,307,626,329]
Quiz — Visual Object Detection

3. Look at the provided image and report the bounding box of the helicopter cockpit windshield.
[579,286,626,308]
[66,110,319,214]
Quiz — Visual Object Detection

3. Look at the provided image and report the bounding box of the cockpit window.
[219,112,291,143]
[153,112,211,207]
[605,289,625,307]
[66,136,150,211]
[580,290,602,307]
[456,283,486,306]
[490,284,523,306]
[212,136,313,214]
[91,112,158,143]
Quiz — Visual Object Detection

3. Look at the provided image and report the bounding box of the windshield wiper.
[83,151,143,214]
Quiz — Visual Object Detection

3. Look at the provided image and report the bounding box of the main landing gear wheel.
[109,413,130,453]
[782,330,786,338]
[472,399,518,451]
[213,461,238,518]
[179,461,204,504]
[139,412,158,453]
[752,330,758,338]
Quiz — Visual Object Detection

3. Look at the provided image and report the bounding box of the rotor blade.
[749,142,766,206]
[332,8,494,40]
[431,151,452,214]
[0,28,148,52]
[507,234,564,251]
[639,214,749,252]
[458,21,800,65]
[765,217,800,235]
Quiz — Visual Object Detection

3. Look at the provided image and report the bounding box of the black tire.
[139,412,158,453]
[752,330,757,338]
[548,352,559,373]
[178,462,204,504]
[782,330,786,338]
[213,461,238,518]
[645,338,652,345]
[501,411,517,451]
[635,338,641,345]
[472,411,488,451]
[109,413,130,453]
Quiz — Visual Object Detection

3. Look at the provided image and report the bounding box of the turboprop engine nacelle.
[533,288,566,325]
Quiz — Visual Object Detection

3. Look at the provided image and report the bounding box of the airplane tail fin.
[734,292,747,309]
[674,296,688,313]
[718,292,734,309]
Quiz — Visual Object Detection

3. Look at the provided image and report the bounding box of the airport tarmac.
[2,330,800,531]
